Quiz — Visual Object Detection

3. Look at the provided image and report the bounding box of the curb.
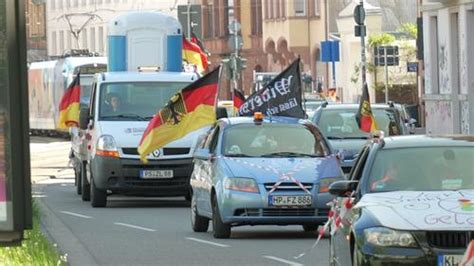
[36,184,98,266]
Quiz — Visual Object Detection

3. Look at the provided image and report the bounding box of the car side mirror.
[194,148,212,161]
[336,149,345,161]
[79,107,90,130]
[329,180,358,197]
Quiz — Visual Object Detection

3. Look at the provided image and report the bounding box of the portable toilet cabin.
[107,11,183,72]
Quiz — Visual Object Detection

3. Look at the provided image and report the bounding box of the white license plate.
[269,195,312,206]
[438,254,463,266]
[139,170,173,179]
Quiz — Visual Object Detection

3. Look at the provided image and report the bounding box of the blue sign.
[407,62,418,72]
[321,40,340,62]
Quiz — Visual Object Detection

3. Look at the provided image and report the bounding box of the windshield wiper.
[225,153,252,157]
[101,114,148,121]
[260,152,319,158]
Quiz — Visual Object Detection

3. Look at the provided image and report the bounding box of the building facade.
[191,0,267,97]
[45,0,188,57]
[422,0,474,134]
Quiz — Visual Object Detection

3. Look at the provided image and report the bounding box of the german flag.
[191,31,208,55]
[57,73,81,129]
[233,89,245,113]
[138,66,220,162]
[356,83,378,133]
[183,36,209,74]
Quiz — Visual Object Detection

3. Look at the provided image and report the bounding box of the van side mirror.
[329,180,358,197]
[79,107,90,130]
[194,148,212,161]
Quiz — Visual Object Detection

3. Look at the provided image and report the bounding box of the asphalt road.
[31,137,330,266]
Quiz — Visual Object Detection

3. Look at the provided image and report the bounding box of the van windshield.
[99,82,189,121]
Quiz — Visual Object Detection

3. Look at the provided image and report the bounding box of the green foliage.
[368,33,396,47]
[0,201,67,266]
[397,23,417,39]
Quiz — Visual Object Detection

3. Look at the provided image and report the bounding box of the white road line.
[185,237,230,248]
[263,256,304,266]
[60,211,93,219]
[114,222,156,232]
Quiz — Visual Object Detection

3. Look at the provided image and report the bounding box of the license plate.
[139,170,173,179]
[268,195,312,206]
[438,254,463,266]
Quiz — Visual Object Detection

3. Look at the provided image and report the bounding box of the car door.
[200,125,221,215]
[330,145,371,266]
[191,131,210,212]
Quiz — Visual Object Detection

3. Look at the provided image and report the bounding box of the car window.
[318,108,402,139]
[222,123,329,157]
[209,126,220,154]
[349,146,370,181]
[367,147,474,192]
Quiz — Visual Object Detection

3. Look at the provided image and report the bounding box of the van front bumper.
[90,156,193,197]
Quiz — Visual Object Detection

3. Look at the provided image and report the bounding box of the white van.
[79,71,206,207]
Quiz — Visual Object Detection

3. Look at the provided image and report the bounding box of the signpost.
[0,0,32,246]
[373,45,400,103]
[177,3,202,40]
[354,1,367,89]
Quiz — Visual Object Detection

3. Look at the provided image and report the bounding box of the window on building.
[281,0,286,18]
[214,0,220,37]
[429,15,439,94]
[51,0,56,10]
[98,0,103,4]
[273,0,279,18]
[225,0,234,36]
[269,0,273,18]
[98,26,104,53]
[90,27,96,52]
[58,0,63,9]
[294,0,306,16]
[65,0,70,8]
[82,0,86,6]
[59,30,64,54]
[450,12,460,95]
[314,0,319,16]
[264,0,268,19]
[251,0,262,35]
[66,31,72,50]
[205,3,214,38]
[82,28,88,49]
[52,31,57,55]
[73,0,78,7]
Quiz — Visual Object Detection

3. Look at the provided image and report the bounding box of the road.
[31,137,330,266]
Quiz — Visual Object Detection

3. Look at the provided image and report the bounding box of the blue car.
[190,115,345,238]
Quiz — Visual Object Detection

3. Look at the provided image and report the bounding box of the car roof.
[220,116,308,126]
[97,71,199,83]
[377,135,474,149]
[319,103,393,110]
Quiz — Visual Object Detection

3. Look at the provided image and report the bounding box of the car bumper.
[90,156,193,196]
[219,189,333,225]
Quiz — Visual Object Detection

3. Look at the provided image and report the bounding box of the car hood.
[355,190,474,231]
[222,155,342,183]
[329,139,368,160]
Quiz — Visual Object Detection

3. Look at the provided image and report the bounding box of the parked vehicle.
[311,102,406,173]
[328,135,474,266]
[190,114,345,238]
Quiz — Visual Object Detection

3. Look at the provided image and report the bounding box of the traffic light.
[221,58,234,79]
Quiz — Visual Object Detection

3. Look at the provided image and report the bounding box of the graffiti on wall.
[461,101,470,134]
[438,45,451,94]
[425,101,453,134]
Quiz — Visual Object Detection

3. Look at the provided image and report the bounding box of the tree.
[367,33,396,94]
[397,23,417,39]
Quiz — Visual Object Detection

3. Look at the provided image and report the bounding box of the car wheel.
[191,194,209,232]
[185,191,192,202]
[302,224,319,232]
[91,177,107,208]
[75,165,82,195]
[211,195,231,239]
[81,162,90,201]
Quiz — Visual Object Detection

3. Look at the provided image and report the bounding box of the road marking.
[263,256,303,266]
[60,211,92,219]
[114,222,156,232]
[185,237,230,248]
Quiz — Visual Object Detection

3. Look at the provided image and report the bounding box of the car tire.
[75,165,82,195]
[212,195,231,239]
[185,191,192,202]
[191,194,209,232]
[302,224,319,232]
[81,162,90,201]
[91,177,107,208]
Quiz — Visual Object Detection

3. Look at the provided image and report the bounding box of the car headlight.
[224,177,259,193]
[96,135,119,158]
[364,227,417,247]
[319,177,341,193]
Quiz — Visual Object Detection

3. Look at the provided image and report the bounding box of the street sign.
[354,4,365,25]
[407,62,418,72]
[228,35,243,51]
[228,20,241,34]
[177,5,202,40]
[354,25,366,37]
[321,40,340,62]
[374,46,400,66]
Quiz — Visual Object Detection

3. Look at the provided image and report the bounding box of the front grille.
[262,208,316,217]
[234,208,260,217]
[426,231,473,249]
[121,147,190,156]
[342,167,352,174]
[264,182,313,192]
[121,178,187,188]
[317,208,329,217]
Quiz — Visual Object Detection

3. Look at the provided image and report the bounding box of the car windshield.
[368,147,474,192]
[99,82,189,121]
[318,108,402,139]
[222,123,329,157]
[79,75,93,106]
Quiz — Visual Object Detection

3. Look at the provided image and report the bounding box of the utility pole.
[384,46,389,103]
[186,0,191,40]
[354,0,367,95]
